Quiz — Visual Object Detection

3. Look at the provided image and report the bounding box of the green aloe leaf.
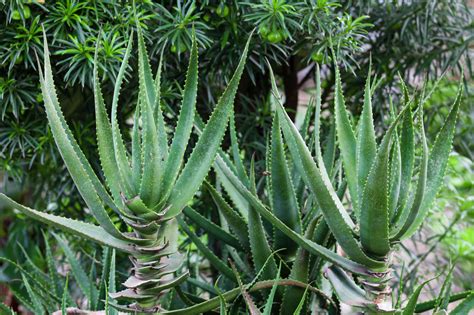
[391,109,415,224]
[110,33,135,198]
[398,85,462,240]
[391,107,428,240]
[42,232,62,298]
[360,98,413,256]
[415,290,473,313]
[40,34,147,244]
[22,273,44,314]
[160,32,199,205]
[356,70,377,206]
[270,113,301,257]
[450,293,474,315]
[388,133,402,220]
[0,257,61,307]
[231,263,261,315]
[435,264,455,312]
[334,65,359,214]
[230,110,249,185]
[92,40,123,208]
[97,247,110,310]
[0,302,15,315]
[292,287,309,315]
[216,157,251,219]
[131,106,142,189]
[280,216,318,314]
[402,278,434,315]
[263,263,281,315]
[166,34,252,219]
[39,31,118,213]
[153,50,169,163]
[61,275,69,314]
[137,28,162,208]
[0,193,136,253]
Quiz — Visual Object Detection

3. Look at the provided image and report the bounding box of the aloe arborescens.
[0,29,250,312]
[209,63,462,313]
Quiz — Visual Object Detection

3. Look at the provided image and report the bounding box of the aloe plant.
[201,63,464,313]
[0,28,250,312]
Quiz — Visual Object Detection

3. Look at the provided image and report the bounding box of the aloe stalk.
[0,28,251,312]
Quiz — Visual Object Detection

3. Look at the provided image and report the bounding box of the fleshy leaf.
[0,193,136,253]
[160,32,199,204]
[182,206,243,251]
[270,113,301,257]
[356,71,377,207]
[334,65,359,214]
[166,34,252,219]
[138,27,162,208]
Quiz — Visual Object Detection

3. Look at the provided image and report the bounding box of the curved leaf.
[110,33,135,198]
[0,193,136,253]
[391,108,428,240]
[205,182,250,249]
[356,72,377,206]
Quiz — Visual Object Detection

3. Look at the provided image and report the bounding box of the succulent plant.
[202,63,463,313]
[0,28,250,312]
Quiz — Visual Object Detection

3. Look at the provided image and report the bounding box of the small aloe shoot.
[0,28,251,312]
